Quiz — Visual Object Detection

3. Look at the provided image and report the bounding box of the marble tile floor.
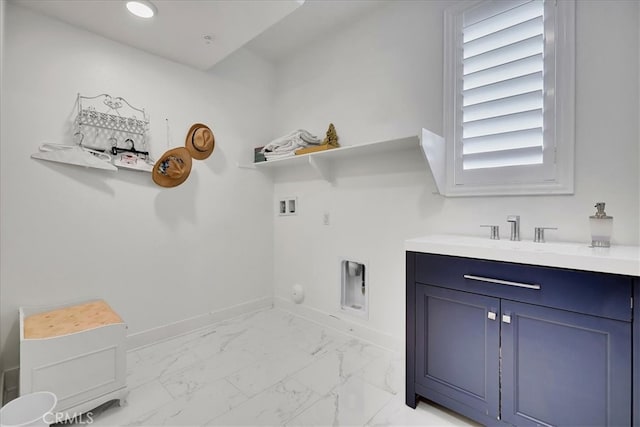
[62,308,479,426]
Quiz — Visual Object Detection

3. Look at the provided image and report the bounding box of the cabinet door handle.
[463,274,541,290]
[487,311,497,321]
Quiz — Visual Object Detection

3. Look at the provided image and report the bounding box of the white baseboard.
[274,296,402,352]
[126,296,273,351]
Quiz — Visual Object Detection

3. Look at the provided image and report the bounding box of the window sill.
[420,128,574,197]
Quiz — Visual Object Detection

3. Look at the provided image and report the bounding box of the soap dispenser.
[589,202,613,247]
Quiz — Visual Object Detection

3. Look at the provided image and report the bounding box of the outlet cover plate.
[278,196,298,216]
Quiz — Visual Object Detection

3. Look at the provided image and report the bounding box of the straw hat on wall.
[152,147,192,188]
[185,123,215,160]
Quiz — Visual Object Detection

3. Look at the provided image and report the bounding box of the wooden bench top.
[24,300,123,339]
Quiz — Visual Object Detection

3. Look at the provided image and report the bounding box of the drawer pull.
[463,274,541,290]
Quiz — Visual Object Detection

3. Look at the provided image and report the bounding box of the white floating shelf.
[238,135,420,184]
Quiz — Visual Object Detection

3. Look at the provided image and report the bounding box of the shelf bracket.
[308,156,335,185]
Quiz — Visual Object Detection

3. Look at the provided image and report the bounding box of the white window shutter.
[437,0,575,196]
[461,0,544,171]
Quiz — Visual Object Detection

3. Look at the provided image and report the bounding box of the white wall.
[271,0,640,347]
[0,1,4,82]
[0,0,4,371]
[0,4,276,370]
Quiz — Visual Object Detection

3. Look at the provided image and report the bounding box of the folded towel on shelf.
[264,151,297,161]
[268,139,301,153]
[261,129,321,160]
[299,130,322,145]
[271,129,320,145]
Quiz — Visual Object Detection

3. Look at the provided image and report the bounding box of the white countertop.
[405,234,640,277]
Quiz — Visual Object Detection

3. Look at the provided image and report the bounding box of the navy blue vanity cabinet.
[406,251,635,427]
[500,300,631,426]
[634,279,640,427]
[415,285,500,421]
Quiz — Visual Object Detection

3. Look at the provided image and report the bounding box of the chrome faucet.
[507,215,520,241]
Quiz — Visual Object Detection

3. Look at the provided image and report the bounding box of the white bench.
[19,300,128,420]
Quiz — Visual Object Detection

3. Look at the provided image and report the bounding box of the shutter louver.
[461,0,544,170]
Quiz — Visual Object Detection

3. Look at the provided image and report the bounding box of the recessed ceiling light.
[126,1,157,19]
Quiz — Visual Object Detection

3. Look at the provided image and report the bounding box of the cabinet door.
[501,300,631,427]
[634,280,640,427]
[416,285,500,420]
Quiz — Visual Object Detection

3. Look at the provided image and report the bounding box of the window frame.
[441,0,575,197]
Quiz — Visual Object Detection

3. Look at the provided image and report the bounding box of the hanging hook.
[74,131,85,148]
[111,138,148,157]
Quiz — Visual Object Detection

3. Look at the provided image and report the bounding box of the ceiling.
[244,0,389,63]
[14,0,388,70]
[14,0,303,70]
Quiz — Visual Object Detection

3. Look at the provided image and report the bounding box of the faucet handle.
[480,225,500,240]
[534,227,557,243]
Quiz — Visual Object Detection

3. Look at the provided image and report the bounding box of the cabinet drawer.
[413,253,632,321]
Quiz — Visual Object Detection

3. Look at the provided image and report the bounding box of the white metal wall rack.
[75,93,153,172]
